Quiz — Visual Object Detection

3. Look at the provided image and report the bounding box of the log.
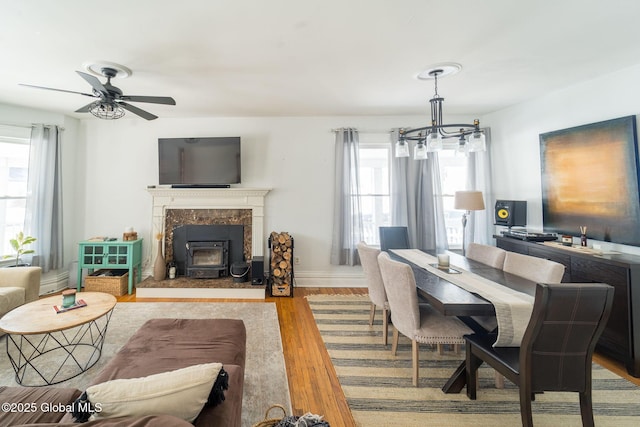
[270,231,294,296]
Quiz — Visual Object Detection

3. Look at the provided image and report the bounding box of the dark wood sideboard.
[495,235,640,377]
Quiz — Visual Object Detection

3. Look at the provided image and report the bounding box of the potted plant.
[3,231,36,267]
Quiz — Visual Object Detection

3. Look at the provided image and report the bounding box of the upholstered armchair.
[0,267,42,333]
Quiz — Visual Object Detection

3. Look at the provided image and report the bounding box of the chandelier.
[88,100,125,120]
[396,64,486,159]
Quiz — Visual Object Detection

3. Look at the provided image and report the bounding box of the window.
[358,140,391,246]
[438,150,469,248]
[354,134,468,249]
[0,126,31,257]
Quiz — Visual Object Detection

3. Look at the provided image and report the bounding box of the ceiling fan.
[20,66,176,120]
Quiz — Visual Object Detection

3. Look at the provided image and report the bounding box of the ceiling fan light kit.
[88,100,125,120]
[19,61,175,121]
[396,63,486,159]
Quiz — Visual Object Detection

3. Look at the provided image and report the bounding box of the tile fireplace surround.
[144,187,270,299]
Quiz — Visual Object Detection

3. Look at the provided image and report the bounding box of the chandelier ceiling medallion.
[396,63,486,159]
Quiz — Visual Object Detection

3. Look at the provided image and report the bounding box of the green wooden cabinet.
[77,239,143,294]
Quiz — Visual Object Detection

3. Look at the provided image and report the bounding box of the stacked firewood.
[269,231,293,296]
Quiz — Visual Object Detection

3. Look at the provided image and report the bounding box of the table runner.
[390,249,534,346]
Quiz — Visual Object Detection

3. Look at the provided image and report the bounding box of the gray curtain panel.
[390,129,448,252]
[25,124,64,273]
[330,128,363,266]
[466,127,493,247]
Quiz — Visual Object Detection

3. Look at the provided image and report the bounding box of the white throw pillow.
[85,362,223,422]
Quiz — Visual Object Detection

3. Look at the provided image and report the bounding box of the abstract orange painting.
[540,115,640,245]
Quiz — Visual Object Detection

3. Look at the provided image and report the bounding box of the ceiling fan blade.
[119,101,158,120]
[19,83,96,98]
[75,102,96,113]
[76,71,108,95]
[120,95,176,105]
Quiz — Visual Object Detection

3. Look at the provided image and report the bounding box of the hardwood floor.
[92,287,640,426]
[116,287,365,426]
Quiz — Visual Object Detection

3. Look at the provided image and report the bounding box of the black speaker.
[251,256,264,285]
[495,200,527,227]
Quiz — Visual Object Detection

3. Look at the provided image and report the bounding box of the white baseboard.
[138,268,366,289]
[293,271,366,288]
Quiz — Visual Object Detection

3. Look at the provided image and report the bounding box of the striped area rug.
[307,295,640,427]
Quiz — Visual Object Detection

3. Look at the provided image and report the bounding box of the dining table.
[387,249,539,394]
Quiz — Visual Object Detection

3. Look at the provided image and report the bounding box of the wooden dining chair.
[465,282,614,427]
[356,242,390,345]
[377,252,473,387]
[466,243,507,269]
[503,251,565,283]
[378,226,410,251]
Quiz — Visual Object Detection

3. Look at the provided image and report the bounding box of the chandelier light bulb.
[468,132,486,152]
[414,141,428,160]
[457,135,470,156]
[395,140,410,157]
[426,131,443,151]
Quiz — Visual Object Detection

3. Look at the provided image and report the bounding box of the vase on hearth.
[153,238,166,280]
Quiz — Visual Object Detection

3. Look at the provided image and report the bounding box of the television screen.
[158,137,241,186]
[540,116,640,245]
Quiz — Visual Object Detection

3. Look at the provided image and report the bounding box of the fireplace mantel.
[147,187,271,259]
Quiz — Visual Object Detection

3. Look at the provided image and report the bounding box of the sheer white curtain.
[330,128,363,266]
[390,129,448,252]
[25,124,64,273]
[466,128,493,246]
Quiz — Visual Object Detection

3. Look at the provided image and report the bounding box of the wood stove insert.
[186,240,229,278]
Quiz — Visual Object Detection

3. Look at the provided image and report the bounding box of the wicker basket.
[252,404,287,427]
[85,269,129,296]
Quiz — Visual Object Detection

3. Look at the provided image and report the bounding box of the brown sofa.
[0,318,246,426]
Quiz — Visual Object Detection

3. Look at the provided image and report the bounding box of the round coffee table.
[0,292,116,386]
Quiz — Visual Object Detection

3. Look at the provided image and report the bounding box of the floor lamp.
[454,191,485,256]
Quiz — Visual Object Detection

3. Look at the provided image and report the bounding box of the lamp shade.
[454,191,485,211]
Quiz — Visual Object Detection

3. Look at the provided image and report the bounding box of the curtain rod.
[0,122,65,131]
[330,128,392,134]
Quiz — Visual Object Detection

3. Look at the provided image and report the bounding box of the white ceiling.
[2,0,640,120]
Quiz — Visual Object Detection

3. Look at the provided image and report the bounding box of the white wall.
[10,61,640,289]
[484,64,640,255]
[0,103,81,292]
[78,115,450,286]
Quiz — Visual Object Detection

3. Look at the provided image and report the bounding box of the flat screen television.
[540,115,640,246]
[158,137,241,186]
